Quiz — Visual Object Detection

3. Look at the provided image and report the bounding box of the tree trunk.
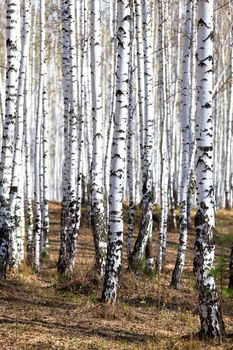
[157,0,169,274]
[225,26,233,209]
[9,0,31,269]
[90,0,108,280]
[171,0,192,289]
[58,0,79,274]
[25,70,34,265]
[126,18,136,263]
[0,0,20,278]
[101,0,132,304]
[33,0,46,271]
[194,0,225,339]
[131,0,154,272]
[58,0,72,273]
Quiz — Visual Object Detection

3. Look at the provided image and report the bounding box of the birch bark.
[68,0,79,261]
[134,0,144,168]
[0,0,20,277]
[58,0,71,272]
[58,0,79,274]
[34,0,46,271]
[41,29,49,258]
[25,71,34,264]
[194,0,225,338]
[171,0,192,289]
[101,0,132,303]
[9,0,31,269]
[131,0,154,271]
[90,0,107,280]
[126,18,136,262]
[225,26,233,209]
[227,17,233,289]
[157,0,169,274]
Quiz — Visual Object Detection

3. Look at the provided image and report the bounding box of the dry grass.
[0,203,232,349]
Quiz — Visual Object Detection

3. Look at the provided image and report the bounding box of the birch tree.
[157,0,169,274]
[25,70,34,264]
[228,20,233,289]
[131,0,154,272]
[9,0,32,269]
[34,0,47,271]
[171,0,192,289]
[41,44,50,257]
[0,0,20,277]
[90,0,108,280]
[225,26,233,209]
[104,1,116,225]
[66,0,78,272]
[134,0,144,165]
[126,15,136,262]
[194,0,225,338]
[58,0,79,274]
[101,0,132,303]
[58,0,71,273]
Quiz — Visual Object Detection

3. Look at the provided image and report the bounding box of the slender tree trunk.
[171,0,192,289]
[58,0,79,274]
[33,0,46,271]
[25,70,34,264]
[194,0,225,338]
[187,1,196,227]
[225,26,233,209]
[58,0,72,272]
[134,0,144,167]
[9,0,31,269]
[41,35,49,257]
[228,24,233,288]
[131,0,154,272]
[126,19,136,262]
[104,1,116,225]
[101,0,132,303]
[90,0,108,280]
[75,0,84,235]
[0,0,20,278]
[157,0,169,274]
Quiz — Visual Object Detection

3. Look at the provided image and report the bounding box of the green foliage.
[131,256,146,272]
[216,231,232,245]
[222,287,233,298]
[40,249,50,264]
[209,257,227,283]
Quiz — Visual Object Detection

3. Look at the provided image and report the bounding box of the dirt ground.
[0,203,232,350]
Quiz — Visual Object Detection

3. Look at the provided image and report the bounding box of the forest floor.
[0,203,232,350]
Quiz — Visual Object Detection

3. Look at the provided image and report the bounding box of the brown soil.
[0,203,232,350]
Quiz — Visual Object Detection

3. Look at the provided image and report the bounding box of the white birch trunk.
[9,0,31,269]
[34,0,46,271]
[131,0,154,272]
[126,21,136,262]
[58,0,71,272]
[228,23,233,288]
[194,0,225,338]
[58,0,79,274]
[171,0,192,289]
[225,27,233,209]
[0,0,20,277]
[101,0,132,303]
[157,0,169,274]
[187,3,197,225]
[135,0,144,168]
[90,0,107,280]
[24,70,33,264]
[41,18,49,257]
[104,1,117,224]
